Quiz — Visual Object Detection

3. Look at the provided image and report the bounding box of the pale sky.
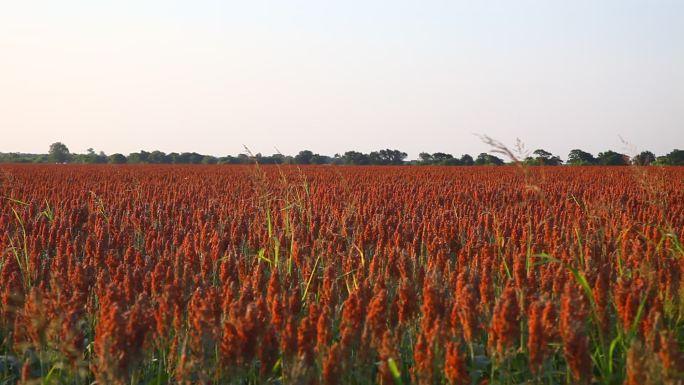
[0,0,682,160]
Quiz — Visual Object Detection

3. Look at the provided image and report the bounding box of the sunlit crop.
[1,164,683,384]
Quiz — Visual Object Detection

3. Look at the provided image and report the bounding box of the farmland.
[1,164,683,385]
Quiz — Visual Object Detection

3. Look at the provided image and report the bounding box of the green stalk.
[301,255,322,302]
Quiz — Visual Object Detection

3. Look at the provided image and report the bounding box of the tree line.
[0,142,682,166]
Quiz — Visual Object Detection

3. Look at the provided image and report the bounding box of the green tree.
[431,152,454,165]
[366,149,407,165]
[368,151,383,165]
[597,150,629,165]
[662,149,684,165]
[171,152,203,164]
[187,152,205,164]
[460,154,474,166]
[202,155,218,164]
[128,151,151,164]
[531,149,562,165]
[79,148,107,164]
[85,148,97,163]
[48,142,70,163]
[218,155,241,164]
[418,153,433,164]
[567,149,597,165]
[108,153,127,164]
[475,153,504,165]
[632,151,656,166]
[294,150,314,164]
[148,151,169,164]
[378,149,407,165]
[343,151,370,165]
[311,154,331,164]
[270,153,289,164]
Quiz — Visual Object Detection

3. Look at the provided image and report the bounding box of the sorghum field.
[1,164,683,385]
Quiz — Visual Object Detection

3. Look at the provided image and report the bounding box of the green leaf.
[608,334,622,374]
[301,254,322,301]
[629,292,649,338]
[387,358,403,385]
[256,248,272,264]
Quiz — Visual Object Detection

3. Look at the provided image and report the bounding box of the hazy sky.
[1,0,682,160]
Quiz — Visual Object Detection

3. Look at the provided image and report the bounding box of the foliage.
[528,149,563,165]
[632,151,656,166]
[475,152,505,165]
[48,142,70,163]
[655,149,684,166]
[418,152,475,166]
[108,153,127,164]
[597,150,629,166]
[567,149,597,165]
[2,144,683,167]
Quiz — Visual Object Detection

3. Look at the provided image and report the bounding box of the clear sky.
[1,0,682,160]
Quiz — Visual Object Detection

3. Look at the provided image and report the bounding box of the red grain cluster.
[0,164,683,383]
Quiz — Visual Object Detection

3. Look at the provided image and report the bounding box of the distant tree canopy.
[418,152,476,166]
[655,149,684,165]
[526,149,563,165]
[475,153,505,166]
[597,150,629,166]
[460,154,474,166]
[369,149,407,165]
[1,143,682,166]
[294,150,314,165]
[73,148,107,164]
[567,149,597,165]
[342,151,370,165]
[48,142,70,163]
[632,151,656,166]
[108,153,127,164]
[293,150,332,165]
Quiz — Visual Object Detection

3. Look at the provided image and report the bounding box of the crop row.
[1,165,683,384]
